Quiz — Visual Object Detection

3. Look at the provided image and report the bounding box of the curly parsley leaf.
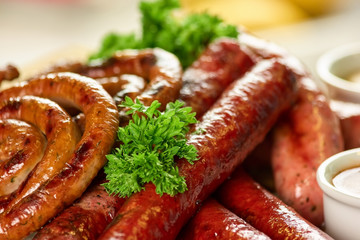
[89,0,238,68]
[103,97,198,198]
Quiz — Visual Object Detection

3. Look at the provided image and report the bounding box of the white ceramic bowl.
[317,148,360,239]
[317,42,360,103]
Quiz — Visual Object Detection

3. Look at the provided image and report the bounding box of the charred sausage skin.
[179,38,255,117]
[99,59,297,239]
[33,176,126,240]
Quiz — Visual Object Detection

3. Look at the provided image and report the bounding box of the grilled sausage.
[0,119,46,197]
[330,100,360,149]
[33,174,126,240]
[95,74,145,98]
[99,59,297,239]
[216,167,333,239]
[271,78,343,226]
[33,48,183,239]
[0,65,19,83]
[44,48,182,110]
[0,96,81,214]
[239,31,344,226]
[0,72,119,240]
[179,38,255,117]
[177,198,270,240]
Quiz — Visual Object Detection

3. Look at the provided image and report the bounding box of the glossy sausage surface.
[33,175,126,240]
[0,73,119,240]
[179,38,255,117]
[0,65,19,83]
[177,198,270,240]
[271,78,343,226]
[0,119,46,197]
[239,31,344,226]
[0,96,81,213]
[32,49,183,239]
[99,59,297,239]
[216,167,333,240]
[331,100,360,149]
[47,48,182,110]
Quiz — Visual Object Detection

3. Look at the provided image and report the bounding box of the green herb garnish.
[89,0,238,68]
[103,97,198,197]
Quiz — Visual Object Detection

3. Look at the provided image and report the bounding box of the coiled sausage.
[0,96,81,213]
[0,72,119,240]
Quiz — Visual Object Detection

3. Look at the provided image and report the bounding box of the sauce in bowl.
[333,166,360,198]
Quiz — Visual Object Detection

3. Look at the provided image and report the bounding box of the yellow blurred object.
[289,0,339,16]
[181,0,309,30]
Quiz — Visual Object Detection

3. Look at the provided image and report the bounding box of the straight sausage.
[99,59,297,239]
[177,198,270,240]
[216,167,333,239]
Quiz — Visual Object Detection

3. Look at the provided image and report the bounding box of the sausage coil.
[0,72,119,239]
[0,119,46,197]
[0,96,80,213]
[44,48,182,110]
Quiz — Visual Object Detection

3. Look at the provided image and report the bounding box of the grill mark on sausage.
[0,73,119,239]
[0,101,21,115]
[99,59,297,239]
[3,151,25,172]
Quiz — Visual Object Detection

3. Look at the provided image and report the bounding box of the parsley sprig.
[89,0,238,68]
[103,97,198,197]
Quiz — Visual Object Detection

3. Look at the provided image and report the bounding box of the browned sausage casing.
[99,59,297,239]
[0,73,119,240]
[33,175,126,240]
[179,38,255,117]
[271,78,344,226]
[239,31,344,226]
[0,64,19,83]
[177,198,271,240]
[33,49,183,239]
[46,48,182,109]
[0,119,46,197]
[216,167,333,240]
[0,96,81,213]
[330,100,360,149]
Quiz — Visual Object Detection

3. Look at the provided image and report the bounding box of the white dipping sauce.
[333,166,360,197]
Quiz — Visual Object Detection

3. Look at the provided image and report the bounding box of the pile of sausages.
[0,31,351,239]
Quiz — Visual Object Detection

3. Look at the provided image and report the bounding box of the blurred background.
[0,0,360,76]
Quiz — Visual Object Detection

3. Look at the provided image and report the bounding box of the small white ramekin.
[317,42,360,103]
[317,148,360,239]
